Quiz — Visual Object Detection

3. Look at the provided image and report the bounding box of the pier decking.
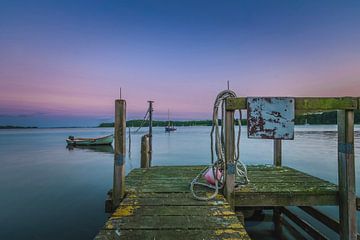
[95,165,339,239]
[95,166,250,240]
[235,165,338,206]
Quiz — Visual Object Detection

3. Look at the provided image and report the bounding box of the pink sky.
[1,1,360,126]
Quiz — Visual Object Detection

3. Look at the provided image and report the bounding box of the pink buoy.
[203,167,222,185]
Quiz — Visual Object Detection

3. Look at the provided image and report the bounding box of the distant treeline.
[99,120,215,127]
[98,111,360,128]
[295,110,360,125]
[0,125,38,129]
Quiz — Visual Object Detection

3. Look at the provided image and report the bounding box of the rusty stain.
[247,97,295,140]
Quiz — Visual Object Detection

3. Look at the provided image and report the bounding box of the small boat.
[165,126,177,132]
[165,109,176,132]
[66,134,113,146]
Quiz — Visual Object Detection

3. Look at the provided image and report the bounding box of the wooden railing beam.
[226,97,359,111]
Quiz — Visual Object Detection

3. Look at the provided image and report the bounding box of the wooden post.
[141,134,150,168]
[112,99,126,209]
[148,101,153,166]
[273,139,282,166]
[337,110,356,239]
[224,108,235,207]
[128,126,131,155]
[273,139,282,237]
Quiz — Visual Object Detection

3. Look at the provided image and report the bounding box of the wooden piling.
[337,109,357,239]
[273,139,282,237]
[112,99,126,209]
[141,134,150,168]
[224,107,235,206]
[148,101,153,166]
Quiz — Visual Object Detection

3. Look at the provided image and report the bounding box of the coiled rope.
[190,90,249,201]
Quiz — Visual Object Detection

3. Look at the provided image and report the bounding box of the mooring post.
[112,99,126,209]
[148,101,153,166]
[273,139,283,237]
[337,109,356,239]
[224,106,235,207]
[141,134,150,168]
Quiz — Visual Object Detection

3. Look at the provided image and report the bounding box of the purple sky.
[1,1,360,127]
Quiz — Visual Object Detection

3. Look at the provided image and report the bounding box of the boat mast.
[168,109,170,127]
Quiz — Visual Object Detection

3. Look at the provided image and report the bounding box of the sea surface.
[0,125,359,239]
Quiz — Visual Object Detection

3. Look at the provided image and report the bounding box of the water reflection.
[66,144,114,154]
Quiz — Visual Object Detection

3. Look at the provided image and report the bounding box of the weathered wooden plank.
[125,192,220,199]
[112,205,235,217]
[237,182,337,193]
[296,97,358,111]
[105,215,244,230]
[119,196,228,206]
[235,192,338,206]
[126,176,331,185]
[95,229,249,240]
[226,97,358,111]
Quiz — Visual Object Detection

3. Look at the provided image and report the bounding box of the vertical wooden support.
[141,134,150,168]
[224,107,235,207]
[273,139,283,237]
[337,110,356,239]
[273,139,282,166]
[112,99,126,209]
[128,126,131,155]
[148,101,153,166]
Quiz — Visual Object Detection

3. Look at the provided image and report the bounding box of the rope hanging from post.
[127,106,151,154]
[190,90,249,201]
[132,105,152,134]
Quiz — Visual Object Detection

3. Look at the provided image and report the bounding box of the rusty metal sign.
[247,97,295,140]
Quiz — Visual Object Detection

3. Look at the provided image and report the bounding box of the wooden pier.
[96,166,250,240]
[96,96,359,240]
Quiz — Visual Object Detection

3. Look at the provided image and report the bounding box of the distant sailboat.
[165,109,176,132]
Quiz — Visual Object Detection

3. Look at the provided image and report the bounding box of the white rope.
[190,90,249,201]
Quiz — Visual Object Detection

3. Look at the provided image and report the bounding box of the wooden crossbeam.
[298,206,339,233]
[281,207,328,240]
[226,97,359,111]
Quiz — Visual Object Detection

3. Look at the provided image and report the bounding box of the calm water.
[0,125,360,239]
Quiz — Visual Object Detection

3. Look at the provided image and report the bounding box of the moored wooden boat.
[66,134,113,146]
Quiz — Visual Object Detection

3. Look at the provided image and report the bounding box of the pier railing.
[224,97,359,239]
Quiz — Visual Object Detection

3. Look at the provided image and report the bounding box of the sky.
[0,0,360,127]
